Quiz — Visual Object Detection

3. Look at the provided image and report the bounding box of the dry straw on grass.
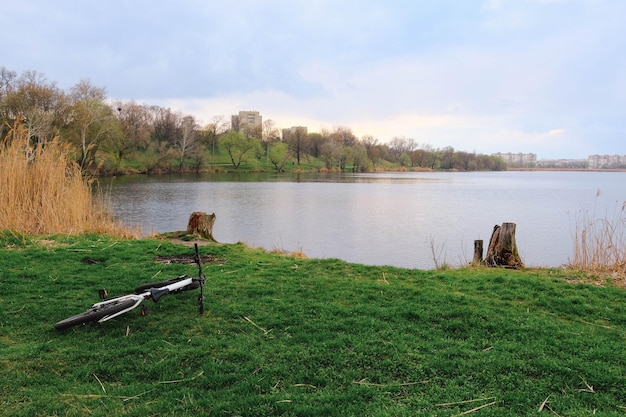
[0,119,137,238]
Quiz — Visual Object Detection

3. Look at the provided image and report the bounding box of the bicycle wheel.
[134,276,199,294]
[54,299,137,330]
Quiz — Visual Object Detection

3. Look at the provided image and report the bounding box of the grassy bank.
[1,234,625,416]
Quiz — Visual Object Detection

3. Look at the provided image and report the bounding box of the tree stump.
[472,239,484,265]
[186,212,218,242]
[484,222,523,268]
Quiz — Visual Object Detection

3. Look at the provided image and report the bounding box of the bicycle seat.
[150,287,170,302]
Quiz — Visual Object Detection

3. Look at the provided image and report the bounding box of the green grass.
[1,234,625,416]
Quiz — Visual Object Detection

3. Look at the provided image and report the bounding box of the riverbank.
[2,234,625,416]
[99,164,626,177]
[508,167,626,172]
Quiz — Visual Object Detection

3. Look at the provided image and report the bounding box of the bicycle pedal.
[141,305,148,316]
[98,289,108,300]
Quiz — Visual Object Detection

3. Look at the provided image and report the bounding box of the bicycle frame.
[90,276,197,324]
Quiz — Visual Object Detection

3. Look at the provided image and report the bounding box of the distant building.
[491,152,537,167]
[536,159,588,168]
[282,126,308,141]
[588,154,626,169]
[231,111,262,137]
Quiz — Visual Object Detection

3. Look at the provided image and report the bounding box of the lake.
[100,171,625,269]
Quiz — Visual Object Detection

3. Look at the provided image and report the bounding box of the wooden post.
[484,222,523,268]
[472,240,483,265]
[186,212,218,242]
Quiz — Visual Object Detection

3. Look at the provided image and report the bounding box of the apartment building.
[588,154,626,169]
[231,111,262,136]
[491,152,537,167]
[282,126,308,141]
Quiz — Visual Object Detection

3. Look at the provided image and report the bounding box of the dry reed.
[569,191,626,283]
[0,119,137,238]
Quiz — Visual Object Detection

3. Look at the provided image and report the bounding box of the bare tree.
[320,138,340,169]
[176,115,199,172]
[99,100,154,173]
[1,70,65,148]
[262,119,280,143]
[388,136,417,162]
[284,126,309,165]
[204,115,229,164]
[0,66,17,102]
[331,126,357,147]
[114,100,153,150]
[361,135,379,169]
[151,106,181,146]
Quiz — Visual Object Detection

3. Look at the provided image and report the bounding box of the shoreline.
[507,167,626,172]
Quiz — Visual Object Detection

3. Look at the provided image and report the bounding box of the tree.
[145,106,183,172]
[388,136,416,162]
[65,79,117,171]
[0,67,17,97]
[410,148,431,168]
[203,115,229,164]
[330,126,357,147]
[439,146,455,169]
[144,140,176,173]
[399,152,411,167]
[114,101,153,150]
[340,146,353,171]
[307,132,323,159]
[262,119,280,143]
[219,130,262,169]
[268,141,291,172]
[361,135,382,169]
[352,142,369,172]
[1,70,66,149]
[453,151,476,171]
[151,106,181,146]
[262,119,280,165]
[320,138,340,169]
[175,115,199,173]
[0,67,17,129]
[101,101,153,173]
[284,126,309,165]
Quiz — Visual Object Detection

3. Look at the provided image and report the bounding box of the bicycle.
[55,243,206,330]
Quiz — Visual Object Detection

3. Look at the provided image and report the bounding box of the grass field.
[1,233,625,416]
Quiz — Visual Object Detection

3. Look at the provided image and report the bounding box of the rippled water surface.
[101,171,625,269]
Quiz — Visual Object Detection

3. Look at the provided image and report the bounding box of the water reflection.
[100,171,625,269]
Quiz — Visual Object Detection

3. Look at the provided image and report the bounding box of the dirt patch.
[154,254,224,265]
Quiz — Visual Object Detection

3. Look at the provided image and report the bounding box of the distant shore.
[508,167,626,172]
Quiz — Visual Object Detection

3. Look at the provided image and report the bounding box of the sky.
[4,0,626,159]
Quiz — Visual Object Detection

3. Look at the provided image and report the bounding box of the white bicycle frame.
[92,276,196,323]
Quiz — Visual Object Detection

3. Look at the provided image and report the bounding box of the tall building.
[588,154,626,169]
[231,111,262,136]
[282,126,308,141]
[491,152,537,167]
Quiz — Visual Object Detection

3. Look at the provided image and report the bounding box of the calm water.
[101,171,625,269]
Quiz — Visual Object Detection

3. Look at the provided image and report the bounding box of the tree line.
[0,67,506,176]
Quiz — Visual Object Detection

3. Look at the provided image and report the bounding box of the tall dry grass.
[569,191,626,284]
[0,119,137,238]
